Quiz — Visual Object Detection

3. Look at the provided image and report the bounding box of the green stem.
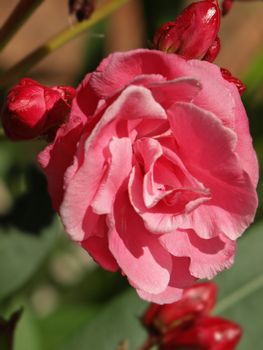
[214,274,263,315]
[0,0,130,89]
[0,0,44,52]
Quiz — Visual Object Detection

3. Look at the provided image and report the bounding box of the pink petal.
[129,141,210,234]
[88,49,236,130]
[173,58,236,129]
[88,50,173,98]
[38,118,85,211]
[224,81,259,187]
[169,102,258,239]
[92,137,133,214]
[81,235,118,272]
[148,77,202,110]
[74,73,100,118]
[60,85,166,241]
[137,257,196,304]
[108,190,172,294]
[133,138,168,208]
[160,230,235,279]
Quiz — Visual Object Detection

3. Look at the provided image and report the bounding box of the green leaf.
[0,219,59,301]
[38,305,99,350]
[244,49,263,95]
[61,290,147,350]
[14,307,41,350]
[214,221,263,349]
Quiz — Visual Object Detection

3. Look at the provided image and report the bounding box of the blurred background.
[0,1,262,349]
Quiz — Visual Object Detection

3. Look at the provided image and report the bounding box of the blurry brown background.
[0,0,263,87]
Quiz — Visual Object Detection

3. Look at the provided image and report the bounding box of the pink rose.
[38,49,258,304]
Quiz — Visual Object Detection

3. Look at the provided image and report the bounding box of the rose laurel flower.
[38,49,258,304]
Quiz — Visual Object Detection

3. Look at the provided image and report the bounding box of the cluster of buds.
[1,78,75,141]
[141,283,242,350]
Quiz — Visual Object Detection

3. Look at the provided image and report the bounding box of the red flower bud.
[153,0,221,62]
[203,36,221,62]
[142,303,161,329]
[221,68,246,95]
[142,283,217,335]
[68,0,94,22]
[142,283,242,350]
[222,0,234,16]
[1,78,76,141]
[162,317,242,350]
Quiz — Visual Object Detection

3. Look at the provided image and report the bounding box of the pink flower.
[153,0,221,62]
[1,78,76,141]
[38,49,258,304]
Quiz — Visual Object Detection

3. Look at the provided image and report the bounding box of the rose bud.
[1,78,76,141]
[68,0,94,22]
[153,0,221,61]
[142,283,217,335]
[162,317,242,350]
[221,68,246,95]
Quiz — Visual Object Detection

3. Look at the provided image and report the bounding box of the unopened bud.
[68,0,94,22]
[203,36,221,62]
[162,317,242,350]
[153,0,221,62]
[222,0,234,15]
[1,78,76,141]
[142,283,217,335]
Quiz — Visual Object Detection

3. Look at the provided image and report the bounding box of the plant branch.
[0,0,130,89]
[0,0,44,52]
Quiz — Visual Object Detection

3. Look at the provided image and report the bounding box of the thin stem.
[0,0,130,89]
[214,274,263,315]
[0,0,44,52]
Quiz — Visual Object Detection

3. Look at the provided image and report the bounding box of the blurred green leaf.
[244,49,263,95]
[214,221,263,349]
[61,290,147,350]
[14,307,41,350]
[0,219,59,301]
[63,267,128,304]
[38,305,99,350]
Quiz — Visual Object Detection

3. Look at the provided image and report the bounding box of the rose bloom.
[38,49,258,303]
